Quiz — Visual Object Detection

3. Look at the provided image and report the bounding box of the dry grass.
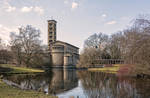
[0,64,44,73]
[0,79,57,98]
[88,64,121,73]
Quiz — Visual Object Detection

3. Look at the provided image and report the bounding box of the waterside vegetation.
[0,79,57,98]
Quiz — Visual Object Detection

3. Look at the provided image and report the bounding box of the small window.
[49,36,52,38]
[49,23,53,26]
[49,40,53,42]
[49,27,53,30]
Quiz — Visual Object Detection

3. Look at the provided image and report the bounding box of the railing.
[92,59,124,65]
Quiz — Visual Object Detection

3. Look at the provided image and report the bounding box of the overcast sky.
[0,0,150,49]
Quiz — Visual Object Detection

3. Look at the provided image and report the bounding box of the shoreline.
[0,79,57,98]
[0,64,45,74]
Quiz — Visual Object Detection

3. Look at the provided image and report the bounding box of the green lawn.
[0,64,44,74]
[88,64,121,73]
[0,79,57,98]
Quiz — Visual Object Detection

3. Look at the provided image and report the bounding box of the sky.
[0,0,150,50]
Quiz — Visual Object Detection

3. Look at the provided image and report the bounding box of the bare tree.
[0,37,1,44]
[111,16,150,75]
[10,25,43,67]
[108,32,123,59]
[10,32,22,65]
[126,18,150,74]
[84,33,109,49]
[78,33,110,67]
[0,37,3,50]
[0,37,13,64]
[0,49,12,64]
[78,48,101,67]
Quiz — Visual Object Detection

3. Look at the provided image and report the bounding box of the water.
[2,69,150,98]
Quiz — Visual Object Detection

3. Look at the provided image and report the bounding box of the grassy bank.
[88,64,121,74]
[0,65,57,98]
[0,79,57,98]
[0,64,44,74]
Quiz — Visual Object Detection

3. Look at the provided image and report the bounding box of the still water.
[2,69,150,98]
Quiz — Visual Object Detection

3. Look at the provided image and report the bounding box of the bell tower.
[48,20,57,49]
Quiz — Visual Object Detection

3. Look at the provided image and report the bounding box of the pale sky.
[0,0,150,50]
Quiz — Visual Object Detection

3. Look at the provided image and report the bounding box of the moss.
[0,64,44,74]
[0,79,57,98]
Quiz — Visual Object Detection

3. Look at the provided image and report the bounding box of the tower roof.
[47,20,57,23]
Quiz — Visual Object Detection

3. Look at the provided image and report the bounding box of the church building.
[47,20,79,67]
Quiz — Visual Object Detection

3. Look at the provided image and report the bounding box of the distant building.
[48,20,79,67]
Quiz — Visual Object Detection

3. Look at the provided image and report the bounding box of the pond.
[2,69,150,98]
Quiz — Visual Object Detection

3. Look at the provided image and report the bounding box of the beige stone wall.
[65,45,78,54]
[64,56,69,66]
[51,45,64,66]
[52,53,64,66]
[51,41,79,66]
[64,54,79,66]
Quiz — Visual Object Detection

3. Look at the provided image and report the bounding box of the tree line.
[0,25,50,68]
[78,16,150,75]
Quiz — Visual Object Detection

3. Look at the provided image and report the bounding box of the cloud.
[64,0,69,4]
[21,6,33,13]
[2,0,16,12]
[71,2,78,9]
[101,14,107,18]
[0,24,2,28]
[120,16,131,21]
[34,6,44,15]
[21,6,44,15]
[0,24,18,44]
[5,6,16,12]
[106,21,117,25]
[1,1,44,15]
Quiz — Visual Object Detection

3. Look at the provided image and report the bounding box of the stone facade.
[48,20,79,67]
[48,20,57,50]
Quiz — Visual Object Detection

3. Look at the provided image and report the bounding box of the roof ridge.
[53,40,79,49]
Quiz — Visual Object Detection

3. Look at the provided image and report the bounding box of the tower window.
[49,40,53,43]
[49,36,52,38]
[49,27,53,30]
[49,23,53,26]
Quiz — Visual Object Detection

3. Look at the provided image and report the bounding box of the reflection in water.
[3,69,78,95]
[49,69,78,94]
[2,70,150,98]
[78,71,150,98]
[3,73,52,94]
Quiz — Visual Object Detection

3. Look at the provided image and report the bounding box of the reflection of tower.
[48,20,57,50]
[49,69,78,94]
